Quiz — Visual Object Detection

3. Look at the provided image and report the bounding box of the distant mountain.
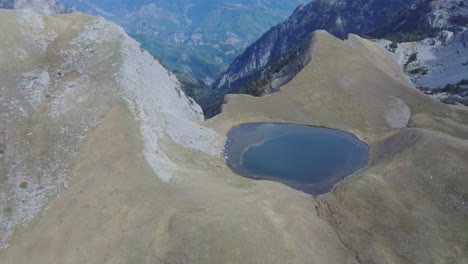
[213,0,468,106]
[212,0,420,90]
[368,0,467,42]
[60,0,306,84]
[0,0,72,14]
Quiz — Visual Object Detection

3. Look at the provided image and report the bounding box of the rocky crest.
[0,9,220,249]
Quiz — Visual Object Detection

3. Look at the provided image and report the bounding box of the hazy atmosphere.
[0,0,467,263]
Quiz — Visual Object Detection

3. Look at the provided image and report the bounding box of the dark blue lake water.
[224,123,369,195]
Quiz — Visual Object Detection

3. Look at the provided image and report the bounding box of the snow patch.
[377,30,468,90]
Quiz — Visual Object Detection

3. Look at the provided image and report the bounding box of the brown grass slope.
[207,30,468,263]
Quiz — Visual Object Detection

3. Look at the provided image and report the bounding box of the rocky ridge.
[0,9,220,249]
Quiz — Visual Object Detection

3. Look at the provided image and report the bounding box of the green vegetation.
[180,71,276,118]
[404,52,418,69]
[383,30,438,43]
[368,0,439,43]
[133,34,236,81]
[421,80,468,106]
[69,0,307,82]
[449,15,468,26]
[408,67,428,75]
[420,79,468,95]
[387,42,398,53]
[191,44,307,117]
[241,73,274,95]
[271,49,299,74]
[19,181,28,189]
[178,74,227,118]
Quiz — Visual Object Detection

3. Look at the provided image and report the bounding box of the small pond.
[224,123,369,195]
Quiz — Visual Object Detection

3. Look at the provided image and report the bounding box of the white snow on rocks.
[376,30,468,90]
